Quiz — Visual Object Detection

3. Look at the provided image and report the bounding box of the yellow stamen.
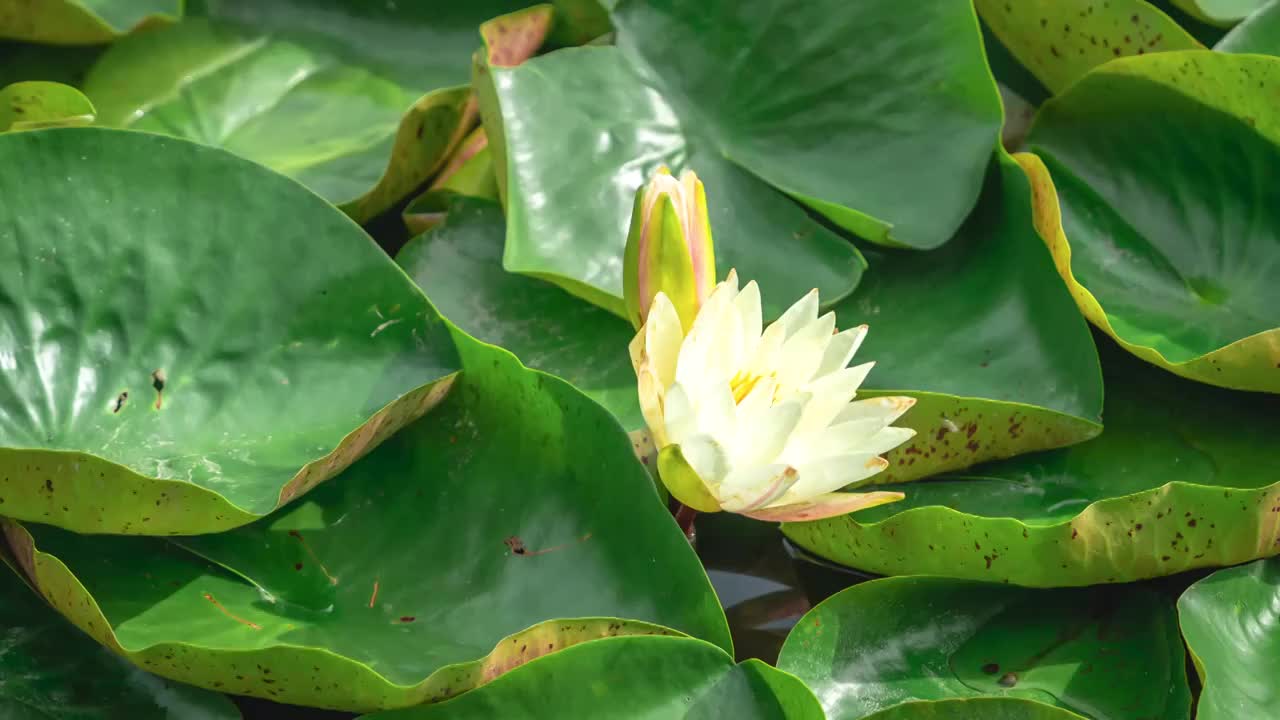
[730,371,775,404]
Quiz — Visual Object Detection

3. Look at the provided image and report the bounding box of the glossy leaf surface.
[1177,557,1280,720]
[0,567,241,719]
[834,154,1103,485]
[778,576,1188,720]
[361,636,823,720]
[0,128,460,535]
[1026,51,1280,392]
[398,198,642,430]
[5,329,730,711]
[82,0,543,219]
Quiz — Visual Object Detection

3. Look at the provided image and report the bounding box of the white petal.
[733,280,763,362]
[741,490,903,522]
[692,380,738,445]
[644,293,683,389]
[637,367,667,447]
[794,362,875,435]
[676,279,738,388]
[735,375,776,419]
[774,312,837,389]
[832,396,916,427]
[663,382,696,446]
[815,325,868,377]
[679,434,730,486]
[719,465,798,512]
[772,288,820,340]
[856,426,917,457]
[781,453,890,501]
[732,395,806,470]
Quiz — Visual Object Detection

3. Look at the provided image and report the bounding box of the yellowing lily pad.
[785,338,1280,587]
[0,80,95,130]
[1024,51,1280,393]
[975,0,1200,94]
[0,0,179,44]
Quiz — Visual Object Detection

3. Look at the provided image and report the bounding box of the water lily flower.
[630,271,916,522]
[623,167,715,331]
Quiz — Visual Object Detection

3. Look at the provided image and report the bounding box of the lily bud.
[623,167,716,331]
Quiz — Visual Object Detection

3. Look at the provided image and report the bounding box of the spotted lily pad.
[81,0,551,221]
[3,329,730,711]
[1177,557,1280,720]
[778,576,1188,720]
[0,0,178,44]
[1024,51,1280,393]
[361,636,822,719]
[975,0,1200,94]
[835,154,1102,485]
[0,566,241,719]
[0,80,95,130]
[478,0,1001,314]
[784,337,1280,586]
[397,198,642,431]
[0,127,460,535]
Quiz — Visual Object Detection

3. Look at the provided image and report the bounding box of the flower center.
[729,370,774,404]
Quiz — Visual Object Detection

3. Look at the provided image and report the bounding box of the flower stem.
[674,503,698,544]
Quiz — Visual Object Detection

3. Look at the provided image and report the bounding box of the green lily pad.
[837,154,1102,485]
[1169,0,1268,25]
[1216,0,1280,51]
[0,127,460,535]
[854,699,1089,720]
[81,0,550,221]
[1177,557,1280,720]
[397,198,642,431]
[478,0,1002,314]
[0,0,178,44]
[1025,51,1280,393]
[361,636,822,719]
[3,329,731,711]
[975,0,1200,94]
[0,80,95,130]
[778,576,1189,720]
[0,566,241,719]
[784,337,1280,586]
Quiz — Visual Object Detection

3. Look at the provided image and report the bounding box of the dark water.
[233,513,859,718]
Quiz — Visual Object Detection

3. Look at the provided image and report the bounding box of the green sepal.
[658,445,721,513]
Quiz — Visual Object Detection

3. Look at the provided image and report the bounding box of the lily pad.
[478,0,1002,314]
[397,198,641,430]
[834,154,1103,485]
[1169,0,1268,25]
[784,336,1280,587]
[975,0,1200,94]
[778,576,1189,720]
[0,80,95,130]
[1215,0,1280,52]
[1025,51,1280,393]
[1177,557,1280,720]
[854,699,1088,720]
[3,329,731,711]
[0,127,460,535]
[0,0,178,44]
[81,0,550,220]
[361,636,822,719]
[0,567,241,719]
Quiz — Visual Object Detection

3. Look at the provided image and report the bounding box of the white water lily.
[631,271,916,522]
